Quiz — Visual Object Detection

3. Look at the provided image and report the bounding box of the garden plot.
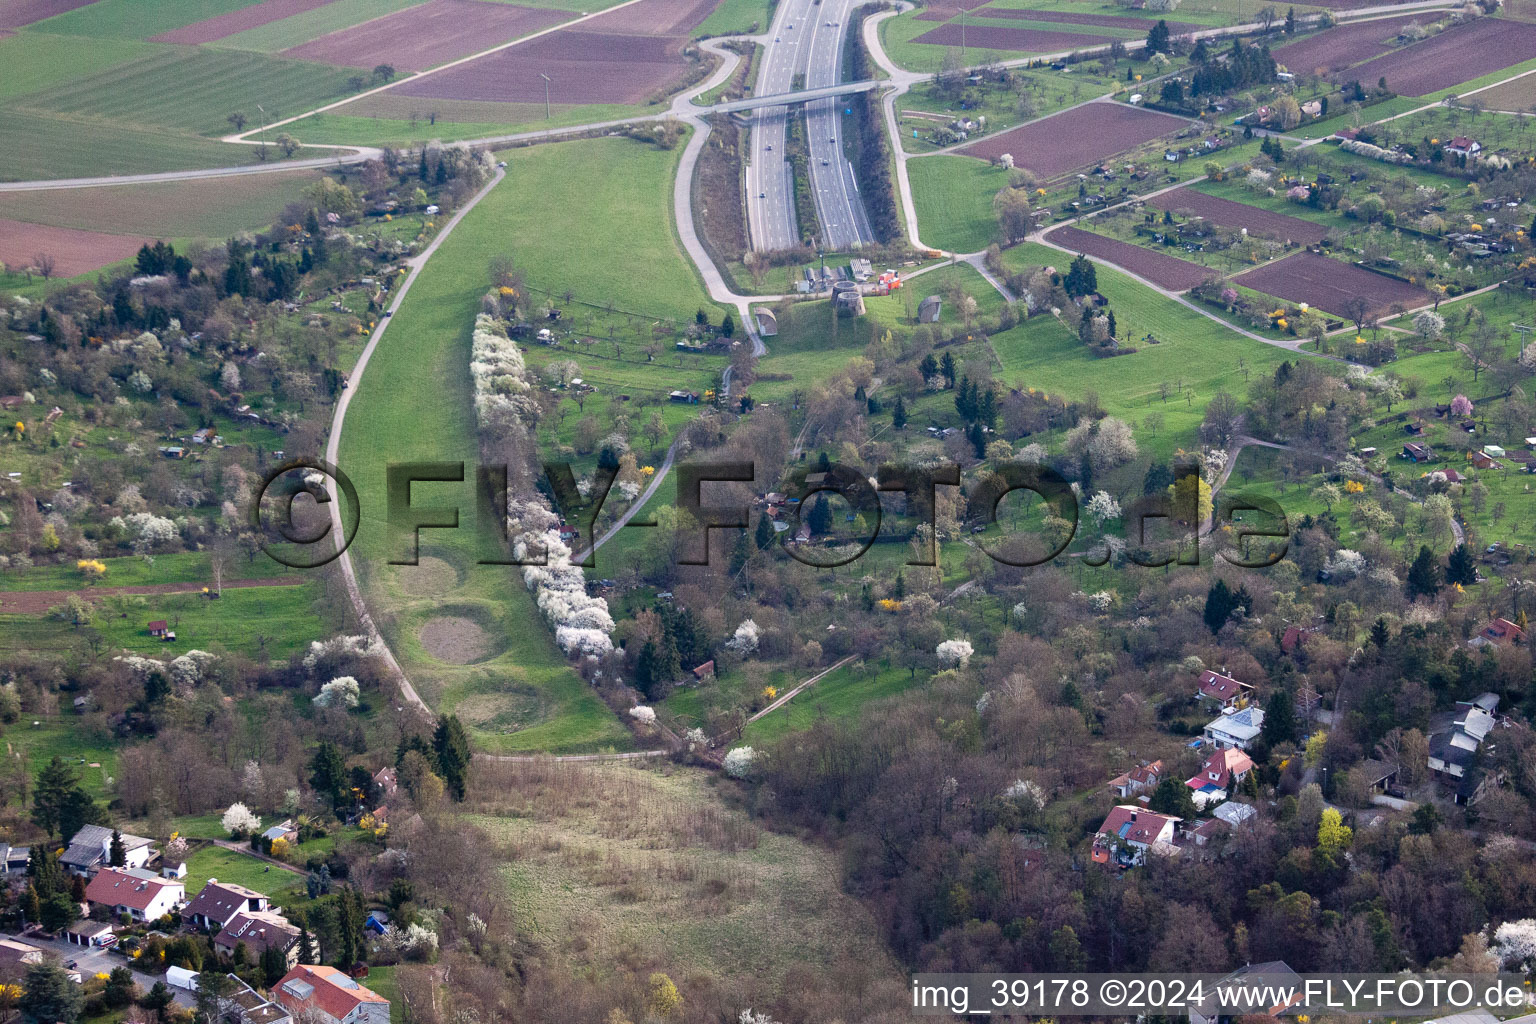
[1045,225,1214,291]
[1234,250,1430,317]
[151,0,338,43]
[0,219,151,277]
[1339,17,1536,96]
[1271,13,1435,76]
[1147,187,1330,244]
[955,100,1188,175]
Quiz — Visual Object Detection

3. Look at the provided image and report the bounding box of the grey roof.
[1213,801,1256,826]
[60,844,103,869]
[69,824,154,851]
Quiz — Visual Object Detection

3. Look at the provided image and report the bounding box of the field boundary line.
[227,0,652,143]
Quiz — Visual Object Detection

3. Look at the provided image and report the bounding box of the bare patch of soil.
[418,614,497,663]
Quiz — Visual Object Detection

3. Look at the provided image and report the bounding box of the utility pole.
[540,73,552,120]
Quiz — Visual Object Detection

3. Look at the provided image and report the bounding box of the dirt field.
[1338,17,1536,96]
[1234,251,1429,317]
[1271,13,1433,75]
[913,21,1115,50]
[582,0,719,35]
[0,219,153,278]
[0,0,96,29]
[957,100,1187,175]
[419,615,496,663]
[282,0,570,71]
[0,577,302,615]
[1472,72,1536,110]
[912,0,990,18]
[393,30,688,103]
[1045,225,1214,291]
[972,8,1200,32]
[151,0,338,44]
[1148,187,1330,244]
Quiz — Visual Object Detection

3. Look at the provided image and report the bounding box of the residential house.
[1280,624,1319,655]
[274,965,390,1024]
[1185,747,1254,806]
[1353,757,1400,794]
[183,879,271,931]
[85,867,185,922]
[1107,760,1164,799]
[1203,706,1265,750]
[62,824,155,877]
[0,938,42,978]
[215,910,301,966]
[1446,136,1481,157]
[228,975,293,1024]
[1428,696,1501,803]
[372,767,398,798]
[1195,669,1253,708]
[1188,961,1304,1024]
[1469,617,1525,649]
[1212,801,1256,828]
[1091,805,1180,867]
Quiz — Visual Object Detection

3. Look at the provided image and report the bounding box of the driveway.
[5,930,195,1007]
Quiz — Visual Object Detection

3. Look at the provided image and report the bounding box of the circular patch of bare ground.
[418,614,501,664]
[393,555,462,597]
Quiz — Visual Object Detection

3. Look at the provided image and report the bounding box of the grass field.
[0,32,159,101]
[0,582,329,662]
[32,0,267,39]
[907,153,1012,253]
[743,661,914,743]
[17,48,355,136]
[183,844,305,899]
[997,242,1299,454]
[338,134,723,754]
[694,0,774,36]
[259,102,651,148]
[0,109,306,181]
[0,551,292,591]
[469,763,900,988]
[0,170,323,238]
[0,719,119,801]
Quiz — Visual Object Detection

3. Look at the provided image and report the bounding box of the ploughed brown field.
[1271,13,1433,75]
[1337,17,1536,95]
[150,0,338,44]
[956,100,1188,176]
[971,8,1200,33]
[388,0,716,105]
[912,21,1114,50]
[914,0,993,19]
[1234,251,1430,317]
[0,0,95,29]
[1148,188,1330,245]
[282,0,570,71]
[1045,225,1214,291]
[0,219,152,277]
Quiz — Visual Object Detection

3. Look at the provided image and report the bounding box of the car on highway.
[759,192,766,198]
[766,144,772,150]
[821,159,829,165]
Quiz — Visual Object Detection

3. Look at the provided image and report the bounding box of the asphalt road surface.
[801,0,875,250]
[745,0,804,251]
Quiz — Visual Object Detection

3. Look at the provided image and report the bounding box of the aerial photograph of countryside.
[7,0,1536,1018]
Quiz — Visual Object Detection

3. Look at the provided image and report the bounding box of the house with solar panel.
[1090,805,1180,868]
[1203,705,1265,751]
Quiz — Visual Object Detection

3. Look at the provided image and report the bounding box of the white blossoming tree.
[1086,491,1122,529]
[221,802,261,837]
[725,619,760,656]
[936,639,974,667]
[1493,919,1536,971]
[723,747,757,778]
[314,676,361,709]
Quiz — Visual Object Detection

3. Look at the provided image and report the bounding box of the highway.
[800,0,875,250]
[745,0,803,251]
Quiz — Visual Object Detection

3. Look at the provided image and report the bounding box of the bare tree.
[33,253,55,280]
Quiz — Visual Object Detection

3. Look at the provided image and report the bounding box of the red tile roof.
[275,965,387,1022]
[1186,747,1254,791]
[1097,806,1178,846]
[85,868,180,912]
[1480,618,1526,646]
[1197,670,1250,702]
